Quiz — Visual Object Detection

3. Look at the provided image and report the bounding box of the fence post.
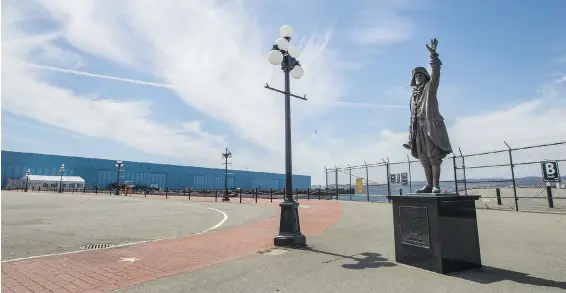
[452,156,459,194]
[335,166,339,200]
[504,142,519,211]
[215,189,218,202]
[364,161,370,202]
[183,188,186,197]
[325,167,328,195]
[307,188,310,201]
[407,155,413,193]
[255,188,258,203]
[458,148,468,196]
[384,158,391,196]
[270,188,273,202]
[318,188,321,200]
[239,189,242,203]
[496,188,502,205]
[348,165,352,201]
[546,185,554,208]
[188,189,191,200]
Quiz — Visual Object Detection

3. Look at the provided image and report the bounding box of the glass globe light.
[268,50,284,65]
[287,46,299,58]
[290,65,304,79]
[275,38,289,51]
[280,25,294,39]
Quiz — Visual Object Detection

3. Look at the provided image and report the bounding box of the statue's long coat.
[409,56,452,160]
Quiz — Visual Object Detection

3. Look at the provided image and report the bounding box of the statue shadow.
[450,266,566,290]
[298,246,396,270]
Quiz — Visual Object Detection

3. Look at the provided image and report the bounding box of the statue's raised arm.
[427,38,441,94]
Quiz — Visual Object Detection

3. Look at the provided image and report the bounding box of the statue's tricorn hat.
[410,67,430,87]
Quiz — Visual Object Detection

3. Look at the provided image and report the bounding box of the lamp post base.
[274,200,306,247]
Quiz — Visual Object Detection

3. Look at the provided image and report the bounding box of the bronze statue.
[403,38,453,194]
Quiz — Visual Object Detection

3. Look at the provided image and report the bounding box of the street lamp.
[59,164,65,193]
[265,24,307,247]
[115,160,124,195]
[25,169,31,192]
[221,148,232,202]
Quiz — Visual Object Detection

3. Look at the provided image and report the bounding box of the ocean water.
[326,183,456,202]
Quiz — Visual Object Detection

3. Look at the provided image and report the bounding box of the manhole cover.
[79,243,116,250]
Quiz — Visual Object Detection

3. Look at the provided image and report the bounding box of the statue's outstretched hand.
[426,38,438,54]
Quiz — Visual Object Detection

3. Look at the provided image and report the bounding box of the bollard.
[496,188,502,205]
[83,187,86,194]
[239,189,242,203]
[183,188,186,197]
[307,188,310,201]
[318,188,321,200]
[270,188,273,202]
[546,186,554,208]
[215,189,218,202]
[255,188,258,203]
[399,188,403,195]
[165,188,168,199]
[188,189,191,200]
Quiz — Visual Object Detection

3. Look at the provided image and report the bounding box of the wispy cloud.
[29,64,175,89]
[29,63,405,109]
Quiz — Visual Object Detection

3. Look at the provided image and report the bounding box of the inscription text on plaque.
[399,205,431,248]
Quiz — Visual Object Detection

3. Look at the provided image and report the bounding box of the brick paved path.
[1,200,342,293]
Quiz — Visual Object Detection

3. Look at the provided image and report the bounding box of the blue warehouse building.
[1,151,311,190]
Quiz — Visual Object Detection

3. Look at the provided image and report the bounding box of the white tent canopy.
[8,175,86,190]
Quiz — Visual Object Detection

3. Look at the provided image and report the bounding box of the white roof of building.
[22,175,85,183]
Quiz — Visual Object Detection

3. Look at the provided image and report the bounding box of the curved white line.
[1,194,228,263]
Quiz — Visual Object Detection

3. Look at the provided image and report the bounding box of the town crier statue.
[402,38,452,194]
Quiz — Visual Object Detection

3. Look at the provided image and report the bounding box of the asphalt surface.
[1,191,275,261]
[121,200,566,293]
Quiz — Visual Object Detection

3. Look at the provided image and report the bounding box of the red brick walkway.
[1,200,342,293]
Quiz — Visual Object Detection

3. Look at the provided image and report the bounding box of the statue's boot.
[432,164,441,194]
[415,164,433,193]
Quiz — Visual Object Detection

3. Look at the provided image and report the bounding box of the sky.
[1,0,566,185]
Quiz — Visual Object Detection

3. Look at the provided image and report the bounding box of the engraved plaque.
[399,205,430,248]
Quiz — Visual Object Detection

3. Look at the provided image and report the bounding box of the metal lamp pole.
[59,164,65,193]
[25,169,31,192]
[266,25,307,247]
[221,148,232,201]
[115,160,123,195]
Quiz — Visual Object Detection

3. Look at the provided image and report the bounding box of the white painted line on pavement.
[1,193,228,263]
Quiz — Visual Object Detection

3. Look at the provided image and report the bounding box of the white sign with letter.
[541,161,560,182]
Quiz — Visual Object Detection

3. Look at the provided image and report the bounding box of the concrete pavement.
[122,201,566,293]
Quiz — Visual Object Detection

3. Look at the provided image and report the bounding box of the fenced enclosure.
[326,141,566,213]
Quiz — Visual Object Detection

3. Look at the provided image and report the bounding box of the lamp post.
[59,164,65,193]
[115,160,123,195]
[221,148,232,202]
[266,25,307,247]
[25,169,31,192]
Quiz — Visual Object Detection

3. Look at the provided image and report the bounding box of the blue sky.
[2,0,565,184]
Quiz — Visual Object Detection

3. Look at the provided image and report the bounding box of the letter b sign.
[541,161,559,182]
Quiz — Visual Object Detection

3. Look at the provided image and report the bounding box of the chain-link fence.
[328,141,566,213]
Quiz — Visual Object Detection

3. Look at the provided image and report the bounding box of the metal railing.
[326,141,566,213]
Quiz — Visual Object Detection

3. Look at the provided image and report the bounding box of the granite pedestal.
[386,194,482,274]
